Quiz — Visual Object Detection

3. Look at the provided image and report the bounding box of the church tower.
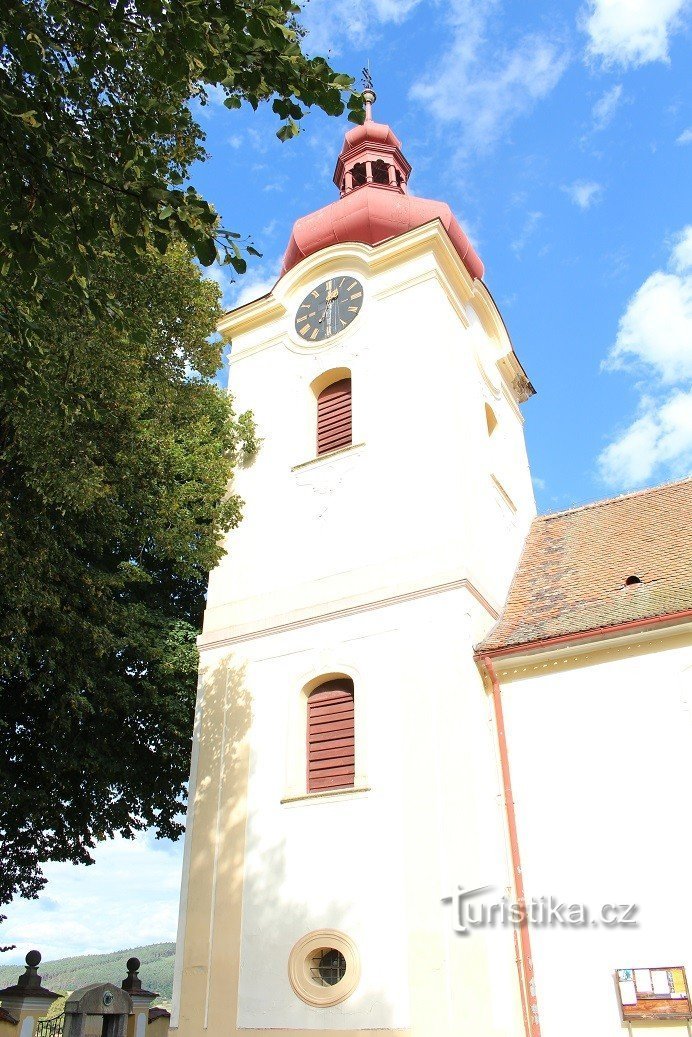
[172,89,536,1037]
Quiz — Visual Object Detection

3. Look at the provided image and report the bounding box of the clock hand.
[320,288,340,324]
[321,287,340,327]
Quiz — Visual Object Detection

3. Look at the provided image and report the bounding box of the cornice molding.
[217,221,530,405]
[479,616,692,678]
[198,575,499,651]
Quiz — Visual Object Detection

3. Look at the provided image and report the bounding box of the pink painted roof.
[340,119,402,151]
[281,184,483,279]
[281,106,483,280]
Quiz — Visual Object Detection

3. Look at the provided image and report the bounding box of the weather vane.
[362,64,374,92]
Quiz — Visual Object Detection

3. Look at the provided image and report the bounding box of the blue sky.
[3,0,690,966]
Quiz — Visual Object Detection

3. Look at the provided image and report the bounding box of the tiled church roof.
[478,477,692,654]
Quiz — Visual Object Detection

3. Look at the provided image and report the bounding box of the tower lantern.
[333,85,411,196]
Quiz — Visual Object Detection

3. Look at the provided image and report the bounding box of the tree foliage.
[0,0,364,929]
[0,243,253,910]
[0,0,364,339]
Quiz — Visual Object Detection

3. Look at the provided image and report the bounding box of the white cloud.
[246,128,268,155]
[193,84,231,120]
[203,253,283,312]
[592,83,623,130]
[603,227,692,382]
[511,211,543,256]
[671,225,692,272]
[563,179,604,209]
[409,1,569,156]
[598,390,692,486]
[202,263,235,309]
[677,127,692,144]
[598,226,692,489]
[299,0,422,54]
[2,834,183,963]
[582,0,690,68]
[231,257,282,309]
[369,0,420,15]
[234,276,277,308]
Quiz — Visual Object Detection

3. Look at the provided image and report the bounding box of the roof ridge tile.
[538,475,692,522]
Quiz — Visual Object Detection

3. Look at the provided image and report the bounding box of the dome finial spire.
[361,63,375,122]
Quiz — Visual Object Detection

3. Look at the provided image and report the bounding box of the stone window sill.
[291,442,365,473]
[281,784,370,805]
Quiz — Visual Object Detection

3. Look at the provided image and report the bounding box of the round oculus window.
[311,948,347,987]
[288,930,360,1007]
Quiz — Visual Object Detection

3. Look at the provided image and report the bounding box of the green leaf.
[276,117,299,141]
[229,255,247,274]
[194,236,217,266]
[18,110,41,127]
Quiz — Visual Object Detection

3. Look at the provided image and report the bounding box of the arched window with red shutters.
[316,378,352,455]
[307,678,355,792]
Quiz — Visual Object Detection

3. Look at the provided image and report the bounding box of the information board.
[617,966,691,1021]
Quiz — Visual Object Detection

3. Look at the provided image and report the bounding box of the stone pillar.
[0,952,59,1037]
[122,959,157,1037]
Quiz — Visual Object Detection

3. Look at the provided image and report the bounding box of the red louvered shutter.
[317,378,352,455]
[307,679,355,792]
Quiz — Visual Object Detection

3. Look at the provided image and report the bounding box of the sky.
[3,0,691,967]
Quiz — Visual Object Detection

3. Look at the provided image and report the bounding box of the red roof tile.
[478,477,692,654]
[148,1007,171,1023]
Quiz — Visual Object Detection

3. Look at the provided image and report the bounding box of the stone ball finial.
[122,957,143,993]
[25,950,41,968]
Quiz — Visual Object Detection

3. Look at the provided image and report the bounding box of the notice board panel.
[617,966,691,1021]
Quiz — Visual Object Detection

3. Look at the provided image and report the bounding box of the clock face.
[295,277,363,342]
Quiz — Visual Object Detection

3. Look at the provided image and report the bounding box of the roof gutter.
[481,654,541,1037]
[478,608,692,662]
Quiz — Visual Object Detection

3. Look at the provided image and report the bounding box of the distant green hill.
[0,943,175,1005]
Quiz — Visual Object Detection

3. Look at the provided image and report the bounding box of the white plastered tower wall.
[172,220,536,1036]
